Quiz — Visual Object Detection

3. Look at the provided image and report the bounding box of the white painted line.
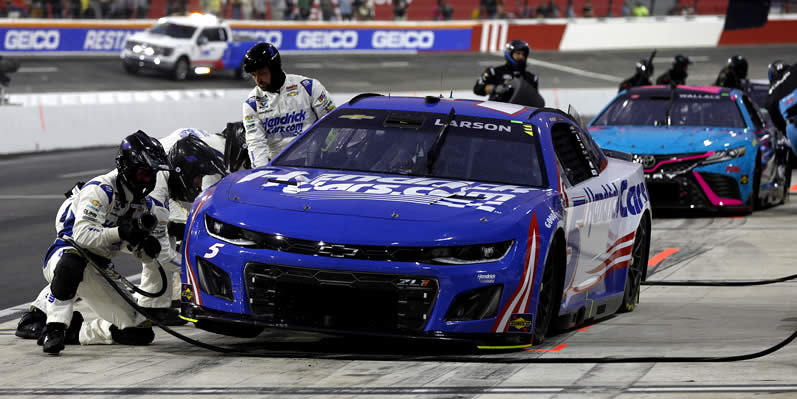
[58,168,108,178]
[379,61,410,68]
[294,62,323,69]
[0,273,141,319]
[0,194,64,199]
[629,386,797,392]
[17,66,59,73]
[527,58,623,83]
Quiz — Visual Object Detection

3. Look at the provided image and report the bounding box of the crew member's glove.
[494,83,513,97]
[167,222,186,241]
[135,236,161,262]
[118,221,148,247]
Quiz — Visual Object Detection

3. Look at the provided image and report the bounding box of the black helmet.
[728,55,748,79]
[167,135,227,203]
[116,130,169,200]
[635,59,654,78]
[504,40,530,70]
[222,121,250,172]
[243,42,281,74]
[672,54,692,71]
[768,60,787,84]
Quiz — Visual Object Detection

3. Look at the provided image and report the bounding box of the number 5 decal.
[204,243,225,259]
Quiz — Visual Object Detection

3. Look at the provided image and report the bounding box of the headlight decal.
[492,212,540,333]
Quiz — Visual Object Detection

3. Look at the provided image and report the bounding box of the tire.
[620,214,650,313]
[123,62,139,74]
[196,319,264,338]
[532,239,563,345]
[172,57,190,81]
[781,151,791,205]
[752,152,762,210]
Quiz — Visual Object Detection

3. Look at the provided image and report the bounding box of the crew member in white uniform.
[36,131,171,354]
[242,42,336,167]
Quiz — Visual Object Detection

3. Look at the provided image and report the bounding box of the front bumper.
[121,51,175,72]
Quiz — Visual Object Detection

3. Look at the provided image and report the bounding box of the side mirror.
[198,36,209,46]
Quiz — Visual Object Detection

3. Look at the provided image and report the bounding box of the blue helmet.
[504,40,530,70]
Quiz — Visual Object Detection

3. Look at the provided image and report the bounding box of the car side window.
[218,28,227,41]
[200,28,223,42]
[742,95,764,131]
[551,122,598,185]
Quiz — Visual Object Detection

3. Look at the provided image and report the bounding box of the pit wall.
[1,14,796,55]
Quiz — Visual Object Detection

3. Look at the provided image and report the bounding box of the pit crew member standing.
[242,42,336,168]
[37,131,171,354]
[714,55,749,91]
[473,40,539,102]
[765,61,796,133]
[655,54,692,86]
[618,59,654,92]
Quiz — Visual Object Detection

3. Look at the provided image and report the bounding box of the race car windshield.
[149,23,197,39]
[273,109,547,188]
[593,93,746,128]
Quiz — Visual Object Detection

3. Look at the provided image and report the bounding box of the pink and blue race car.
[589,85,791,212]
[180,95,652,348]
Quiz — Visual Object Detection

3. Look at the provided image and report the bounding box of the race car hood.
[221,167,547,224]
[126,32,181,48]
[588,125,752,155]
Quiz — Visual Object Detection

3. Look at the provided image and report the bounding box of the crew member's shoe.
[146,307,187,326]
[39,323,66,355]
[65,311,83,345]
[15,307,46,340]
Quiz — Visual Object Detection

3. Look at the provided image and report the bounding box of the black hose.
[642,272,797,287]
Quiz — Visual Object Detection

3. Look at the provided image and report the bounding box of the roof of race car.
[339,95,550,122]
[624,85,741,96]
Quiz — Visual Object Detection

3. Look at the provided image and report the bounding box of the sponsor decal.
[264,109,307,135]
[433,118,512,132]
[234,30,282,47]
[300,79,313,95]
[316,94,327,104]
[286,84,298,91]
[245,115,254,121]
[296,30,357,49]
[396,278,431,287]
[324,103,335,112]
[477,273,496,283]
[339,114,375,120]
[615,180,649,218]
[4,30,59,50]
[523,123,535,137]
[741,174,749,184]
[725,165,741,173]
[679,93,722,100]
[508,313,533,333]
[287,91,298,96]
[371,30,434,49]
[90,199,101,207]
[181,284,194,302]
[544,212,556,228]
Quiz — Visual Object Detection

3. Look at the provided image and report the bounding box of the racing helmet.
[504,40,530,70]
[167,135,227,203]
[222,121,250,172]
[116,130,170,200]
[728,55,748,79]
[243,42,281,74]
[768,60,787,83]
[635,59,654,78]
[672,54,692,71]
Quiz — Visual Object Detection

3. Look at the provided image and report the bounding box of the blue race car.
[589,85,791,212]
[180,95,652,348]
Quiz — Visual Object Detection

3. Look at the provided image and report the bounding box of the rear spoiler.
[602,149,634,162]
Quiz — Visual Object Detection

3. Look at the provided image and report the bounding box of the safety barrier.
[0,87,616,154]
[1,14,796,55]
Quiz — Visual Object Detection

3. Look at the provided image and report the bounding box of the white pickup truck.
[120,14,258,81]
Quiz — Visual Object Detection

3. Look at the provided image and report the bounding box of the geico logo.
[372,30,433,49]
[4,30,59,50]
[235,30,282,47]
[372,0,412,5]
[296,31,357,49]
[84,30,135,51]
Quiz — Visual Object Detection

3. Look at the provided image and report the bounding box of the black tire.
[123,62,139,74]
[752,152,762,210]
[781,151,791,205]
[196,320,264,338]
[620,215,650,313]
[532,239,563,345]
[172,57,190,81]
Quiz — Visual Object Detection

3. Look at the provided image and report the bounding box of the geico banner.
[232,28,472,51]
[1,27,140,52]
[0,25,472,53]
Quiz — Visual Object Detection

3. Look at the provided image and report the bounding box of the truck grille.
[244,263,438,333]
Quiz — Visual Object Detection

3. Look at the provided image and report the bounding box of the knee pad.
[51,252,86,301]
[109,325,155,346]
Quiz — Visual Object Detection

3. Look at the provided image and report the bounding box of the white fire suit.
[243,74,336,167]
[136,128,226,309]
[31,170,170,345]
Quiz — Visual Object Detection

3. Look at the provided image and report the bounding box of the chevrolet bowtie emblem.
[318,244,359,258]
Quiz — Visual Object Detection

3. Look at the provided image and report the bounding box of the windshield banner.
[0,22,473,54]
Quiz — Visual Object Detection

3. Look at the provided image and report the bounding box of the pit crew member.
[655,54,692,86]
[473,39,539,102]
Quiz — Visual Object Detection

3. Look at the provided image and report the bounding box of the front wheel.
[123,62,139,74]
[533,241,563,345]
[172,57,190,81]
[620,215,650,313]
